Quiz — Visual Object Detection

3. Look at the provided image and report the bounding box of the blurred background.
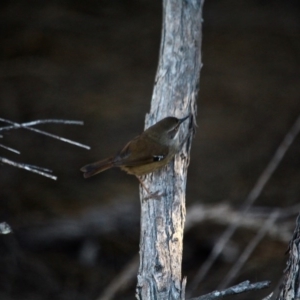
[0,0,300,299]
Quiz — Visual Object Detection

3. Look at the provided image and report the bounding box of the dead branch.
[187,114,300,296]
[96,256,139,300]
[86,203,295,300]
[0,118,90,180]
[0,156,56,180]
[219,210,280,288]
[0,118,90,149]
[186,203,296,243]
[0,143,20,154]
[188,280,270,300]
[136,0,204,299]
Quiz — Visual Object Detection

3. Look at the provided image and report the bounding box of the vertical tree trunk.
[277,215,300,300]
[136,1,205,299]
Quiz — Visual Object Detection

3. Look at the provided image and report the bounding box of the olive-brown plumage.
[80,116,189,179]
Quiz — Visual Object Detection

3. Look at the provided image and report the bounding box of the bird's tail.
[80,157,114,178]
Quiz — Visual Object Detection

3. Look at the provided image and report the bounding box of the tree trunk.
[136,0,204,299]
[277,215,300,300]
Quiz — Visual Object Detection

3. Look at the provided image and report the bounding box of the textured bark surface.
[136,0,204,299]
[277,215,300,300]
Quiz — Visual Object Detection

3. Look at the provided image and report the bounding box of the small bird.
[80,116,190,194]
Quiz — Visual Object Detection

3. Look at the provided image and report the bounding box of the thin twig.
[0,143,20,154]
[188,280,271,300]
[261,292,273,300]
[182,277,187,300]
[186,203,295,243]
[0,157,57,180]
[187,114,300,296]
[95,203,293,300]
[96,256,139,300]
[0,118,90,179]
[23,163,53,173]
[266,277,282,300]
[0,118,90,150]
[218,210,280,289]
[0,119,84,131]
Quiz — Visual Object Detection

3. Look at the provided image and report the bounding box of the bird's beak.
[179,115,190,124]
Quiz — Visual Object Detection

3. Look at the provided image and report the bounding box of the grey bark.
[136,0,204,299]
[277,215,300,300]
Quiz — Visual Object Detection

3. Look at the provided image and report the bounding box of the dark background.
[0,0,300,299]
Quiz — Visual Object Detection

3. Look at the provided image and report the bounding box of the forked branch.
[0,118,90,180]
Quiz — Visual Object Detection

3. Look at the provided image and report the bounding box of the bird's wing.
[114,135,169,167]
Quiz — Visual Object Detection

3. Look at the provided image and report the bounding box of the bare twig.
[182,277,188,300]
[262,292,273,300]
[188,280,271,300]
[0,157,57,180]
[96,256,139,300]
[0,118,91,179]
[0,119,84,130]
[0,118,90,150]
[22,163,53,173]
[219,210,280,289]
[0,143,20,154]
[187,114,300,296]
[186,203,296,243]
[95,203,294,300]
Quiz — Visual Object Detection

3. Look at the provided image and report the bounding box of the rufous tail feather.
[80,157,114,178]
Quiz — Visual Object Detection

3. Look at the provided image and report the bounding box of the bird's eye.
[168,125,179,134]
[168,126,180,139]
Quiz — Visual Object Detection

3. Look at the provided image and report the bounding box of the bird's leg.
[136,176,162,200]
[136,176,151,194]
